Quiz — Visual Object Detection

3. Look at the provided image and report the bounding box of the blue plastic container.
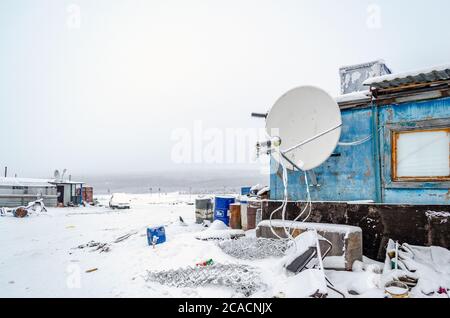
[147,225,166,246]
[241,187,252,196]
[214,196,236,226]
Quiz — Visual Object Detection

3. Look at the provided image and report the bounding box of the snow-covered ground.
[0,193,448,298]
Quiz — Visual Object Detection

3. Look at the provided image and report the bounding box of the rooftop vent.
[339,60,392,94]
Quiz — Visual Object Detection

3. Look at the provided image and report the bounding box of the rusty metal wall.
[270,107,377,202]
[262,200,450,261]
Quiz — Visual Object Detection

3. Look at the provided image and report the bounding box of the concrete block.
[256,221,363,271]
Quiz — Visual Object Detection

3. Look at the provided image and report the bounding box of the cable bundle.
[268,147,312,241]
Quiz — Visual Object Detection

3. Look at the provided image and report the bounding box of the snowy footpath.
[0,193,448,298]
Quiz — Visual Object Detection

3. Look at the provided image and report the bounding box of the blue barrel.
[147,225,166,246]
[241,187,252,196]
[214,196,236,226]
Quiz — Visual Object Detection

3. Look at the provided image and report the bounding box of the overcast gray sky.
[1,0,449,178]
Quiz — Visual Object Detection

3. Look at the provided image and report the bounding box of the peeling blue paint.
[270,96,450,205]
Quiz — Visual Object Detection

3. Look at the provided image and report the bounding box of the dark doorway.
[57,185,64,204]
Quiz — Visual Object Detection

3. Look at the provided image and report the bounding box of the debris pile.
[75,229,142,253]
[383,239,450,297]
[76,241,111,253]
[1,199,48,218]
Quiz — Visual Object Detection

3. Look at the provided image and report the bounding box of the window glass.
[394,129,450,179]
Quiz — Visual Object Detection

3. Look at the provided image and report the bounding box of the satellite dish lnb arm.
[282,123,342,155]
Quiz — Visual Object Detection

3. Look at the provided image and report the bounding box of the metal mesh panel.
[218,238,290,260]
[146,264,265,297]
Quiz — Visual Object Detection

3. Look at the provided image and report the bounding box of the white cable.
[301,173,313,223]
[286,171,312,235]
[338,127,382,147]
[268,148,289,240]
[279,151,291,240]
[314,229,327,289]
[338,135,372,147]
[268,147,313,242]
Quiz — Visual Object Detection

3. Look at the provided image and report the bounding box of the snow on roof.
[258,220,362,234]
[49,179,84,185]
[0,177,85,187]
[335,91,371,104]
[363,64,450,88]
[54,181,84,185]
[0,177,55,187]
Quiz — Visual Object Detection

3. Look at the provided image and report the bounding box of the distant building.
[50,180,84,206]
[0,177,88,208]
[0,178,58,207]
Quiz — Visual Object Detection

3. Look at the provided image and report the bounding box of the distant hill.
[80,169,269,195]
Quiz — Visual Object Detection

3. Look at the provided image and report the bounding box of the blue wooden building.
[270,63,450,205]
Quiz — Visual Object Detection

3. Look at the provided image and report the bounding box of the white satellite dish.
[265,86,342,171]
[61,169,67,181]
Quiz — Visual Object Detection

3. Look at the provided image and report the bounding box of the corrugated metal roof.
[0,178,55,187]
[363,64,450,89]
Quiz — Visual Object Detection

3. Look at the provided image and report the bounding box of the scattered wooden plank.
[85,268,98,273]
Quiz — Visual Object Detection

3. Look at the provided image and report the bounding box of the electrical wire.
[337,127,382,147]
[287,171,312,233]
[338,135,372,147]
[268,147,289,240]
[268,145,313,242]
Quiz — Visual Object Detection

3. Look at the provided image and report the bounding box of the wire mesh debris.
[76,241,111,253]
[146,263,265,297]
[218,238,291,260]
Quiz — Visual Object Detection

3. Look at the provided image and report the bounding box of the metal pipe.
[280,153,302,172]
[281,124,342,155]
[371,100,383,203]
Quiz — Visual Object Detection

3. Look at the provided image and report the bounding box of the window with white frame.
[392,128,450,181]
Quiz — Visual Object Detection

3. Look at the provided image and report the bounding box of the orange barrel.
[246,200,261,230]
[229,203,242,229]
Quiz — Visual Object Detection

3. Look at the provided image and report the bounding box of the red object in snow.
[438,287,448,295]
[196,259,214,267]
